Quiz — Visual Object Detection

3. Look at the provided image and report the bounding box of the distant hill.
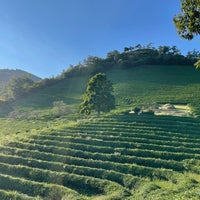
[0,69,41,85]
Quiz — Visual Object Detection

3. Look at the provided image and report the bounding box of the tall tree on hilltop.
[174,0,200,67]
[80,73,115,117]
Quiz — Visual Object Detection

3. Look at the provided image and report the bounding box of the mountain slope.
[3,64,200,117]
[0,64,200,199]
[0,69,41,85]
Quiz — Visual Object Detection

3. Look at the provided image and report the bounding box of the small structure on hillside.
[129,107,141,115]
[128,103,192,117]
[161,104,176,110]
[155,103,192,117]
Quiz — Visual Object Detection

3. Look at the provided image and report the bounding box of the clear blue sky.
[0,0,199,78]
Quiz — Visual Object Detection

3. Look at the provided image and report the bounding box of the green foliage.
[0,189,37,200]
[80,73,115,116]
[174,0,200,40]
[0,114,200,199]
[186,49,200,62]
[174,0,200,67]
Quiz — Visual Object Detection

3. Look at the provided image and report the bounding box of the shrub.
[52,101,73,117]
[142,109,155,115]
[134,107,141,115]
[7,110,21,119]
[7,110,42,120]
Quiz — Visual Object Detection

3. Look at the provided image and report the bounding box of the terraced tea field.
[1,114,200,199]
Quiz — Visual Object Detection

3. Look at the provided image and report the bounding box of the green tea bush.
[0,189,36,200]
[1,114,200,199]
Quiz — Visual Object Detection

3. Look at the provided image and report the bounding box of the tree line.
[61,44,200,77]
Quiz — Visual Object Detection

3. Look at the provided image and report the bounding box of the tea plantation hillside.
[1,64,200,199]
[107,65,200,115]
[0,114,200,199]
[2,65,200,117]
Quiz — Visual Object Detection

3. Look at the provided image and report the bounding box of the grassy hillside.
[3,64,200,117]
[108,65,200,114]
[1,64,200,199]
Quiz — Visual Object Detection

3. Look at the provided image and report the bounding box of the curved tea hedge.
[1,114,200,199]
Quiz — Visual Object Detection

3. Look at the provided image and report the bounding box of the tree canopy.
[80,73,115,116]
[174,0,200,40]
[174,0,200,66]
